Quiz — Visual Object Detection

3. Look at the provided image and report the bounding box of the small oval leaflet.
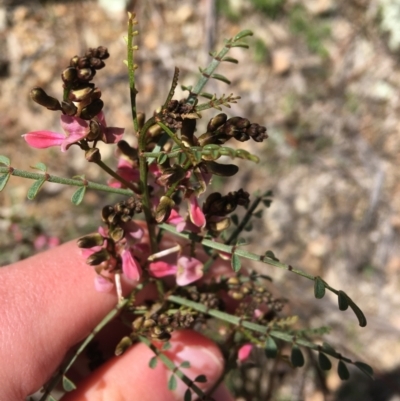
[338,290,349,311]
[338,360,350,380]
[234,29,254,41]
[264,336,278,358]
[231,253,241,272]
[318,352,332,370]
[31,162,47,172]
[71,186,86,205]
[62,375,77,392]
[314,276,326,299]
[27,177,47,200]
[354,361,374,379]
[168,374,177,391]
[184,388,192,401]
[0,155,11,166]
[148,356,158,369]
[291,345,305,367]
[194,374,207,383]
[0,173,10,192]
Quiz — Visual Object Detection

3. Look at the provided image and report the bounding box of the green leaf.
[338,291,349,311]
[149,356,158,369]
[234,29,253,41]
[31,162,47,172]
[184,388,192,401]
[162,341,171,351]
[180,360,191,369]
[318,352,332,370]
[314,277,326,299]
[211,73,231,85]
[291,345,305,367]
[157,153,168,164]
[48,396,58,401]
[222,56,238,64]
[168,374,177,391]
[322,342,337,355]
[231,253,241,272]
[27,177,46,200]
[253,209,263,218]
[194,374,207,383]
[348,298,367,327]
[71,186,86,205]
[264,250,279,262]
[0,173,10,192]
[199,92,214,99]
[231,214,239,225]
[244,222,253,231]
[354,361,374,379]
[236,237,247,246]
[181,84,193,92]
[0,155,10,166]
[231,42,250,49]
[62,375,77,392]
[264,336,278,358]
[338,360,350,380]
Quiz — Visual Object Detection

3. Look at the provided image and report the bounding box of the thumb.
[61,330,233,401]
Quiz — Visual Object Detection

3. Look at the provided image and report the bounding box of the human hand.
[0,240,233,401]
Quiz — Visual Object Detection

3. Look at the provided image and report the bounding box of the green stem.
[167,295,353,363]
[156,121,196,165]
[138,116,158,253]
[95,159,139,193]
[0,166,133,196]
[39,297,131,401]
[185,39,235,106]
[138,336,207,399]
[127,12,139,132]
[159,223,315,281]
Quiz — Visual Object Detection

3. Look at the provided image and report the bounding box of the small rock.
[271,48,293,75]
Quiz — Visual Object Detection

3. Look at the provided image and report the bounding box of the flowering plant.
[0,13,372,401]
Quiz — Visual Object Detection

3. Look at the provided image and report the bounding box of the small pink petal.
[123,221,144,241]
[23,131,65,148]
[148,261,177,278]
[176,256,203,286]
[103,127,124,144]
[188,196,206,228]
[94,275,114,292]
[60,115,88,136]
[33,234,47,251]
[121,249,142,281]
[238,344,253,362]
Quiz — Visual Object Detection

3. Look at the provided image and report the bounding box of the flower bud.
[61,100,77,116]
[115,336,133,356]
[208,217,231,233]
[68,84,94,102]
[77,67,95,81]
[87,120,101,140]
[85,148,101,162]
[101,205,114,222]
[204,161,239,177]
[109,226,124,242]
[61,67,78,83]
[132,316,144,331]
[80,99,104,120]
[155,196,175,223]
[90,57,105,70]
[77,233,104,248]
[207,113,227,132]
[86,248,110,266]
[30,87,61,111]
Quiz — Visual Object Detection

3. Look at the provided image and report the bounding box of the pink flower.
[166,209,187,232]
[23,112,124,152]
[188,196,206,228]
[108,158,139,188]
[238,344,253,362]
[148,255,204,286]
[121,249,142,281]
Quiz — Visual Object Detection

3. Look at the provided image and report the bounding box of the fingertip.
[61,330,226,401]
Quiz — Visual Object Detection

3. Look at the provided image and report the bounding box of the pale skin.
[0,240,234,401]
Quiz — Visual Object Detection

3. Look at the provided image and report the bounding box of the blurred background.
[0,0,399,400]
